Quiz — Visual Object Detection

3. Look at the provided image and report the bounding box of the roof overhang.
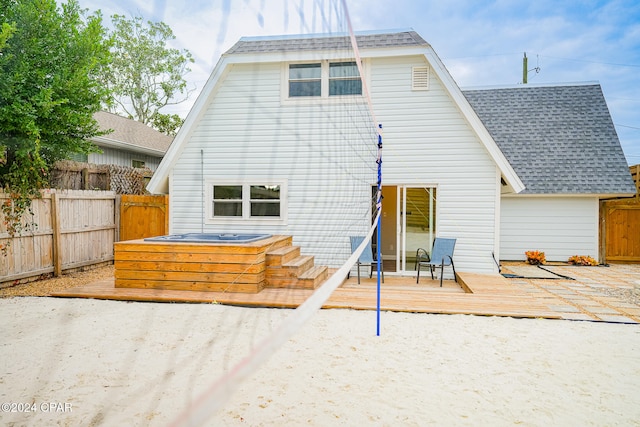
[501,193,637,199]
[92,136,166,157]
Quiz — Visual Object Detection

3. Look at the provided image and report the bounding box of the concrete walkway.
[502,263,640,323]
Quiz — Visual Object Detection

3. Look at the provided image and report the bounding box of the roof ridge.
[226,29,430,55]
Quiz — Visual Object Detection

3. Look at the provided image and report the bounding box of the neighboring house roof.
[463,83,636,196]
[147,29,524,194]
[93,111,173,157]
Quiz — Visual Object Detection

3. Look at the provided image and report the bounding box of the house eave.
[222,44,430,64]
[501,192,637,199]
[92,136,166,157]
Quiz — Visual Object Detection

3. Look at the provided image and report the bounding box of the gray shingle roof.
[463,84,636,195]
[93,111,173,153]
[225,30,429,55]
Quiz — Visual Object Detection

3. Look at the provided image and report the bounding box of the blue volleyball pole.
[376,124,383,336]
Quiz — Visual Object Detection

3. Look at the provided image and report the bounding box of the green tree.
[0,21,15,52]
[0,0,111,251]
[0,21,16,167]
[101,14,194,135]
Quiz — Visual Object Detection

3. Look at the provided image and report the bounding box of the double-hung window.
[249,185,281,217]
[289,63,321,97]
[329,62,362,96]
[208,182,286,224]
[212,185,243,217]
[287,60,363,99]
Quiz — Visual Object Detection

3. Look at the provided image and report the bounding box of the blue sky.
[79,0,640,165]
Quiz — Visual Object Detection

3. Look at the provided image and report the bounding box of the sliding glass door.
[378,186,436,274]
[400,187,436,273]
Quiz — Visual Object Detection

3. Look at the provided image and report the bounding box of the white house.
[147,30,634,275]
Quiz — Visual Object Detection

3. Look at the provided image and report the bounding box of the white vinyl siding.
[371,56,501,273]
[169,61,374,267]
[168,55,503,273]
[500,196,599,261]
[88,146,163,171]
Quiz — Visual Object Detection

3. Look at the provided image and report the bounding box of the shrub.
[525,250,546,265]
[568,255,598,266]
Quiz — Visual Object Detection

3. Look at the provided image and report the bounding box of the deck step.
[266,246,301,267]
[266,266,328,290]
[298,265,329,289]
[266,255,315,279]
[262,240,330,290]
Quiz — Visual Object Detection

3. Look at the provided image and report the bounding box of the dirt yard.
[0,264,114,298]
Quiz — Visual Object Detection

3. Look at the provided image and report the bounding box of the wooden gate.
[119,195,169,242]
[602,200,640,263]
[601,165,640,263]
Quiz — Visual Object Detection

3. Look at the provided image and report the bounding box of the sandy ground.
[1,297,639,426]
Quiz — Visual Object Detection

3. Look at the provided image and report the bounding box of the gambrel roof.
[147,30,524,194]
[463,83,636,195]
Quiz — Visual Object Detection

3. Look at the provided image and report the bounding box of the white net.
[163,1,382,424]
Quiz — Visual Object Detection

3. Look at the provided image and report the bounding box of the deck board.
[53,270,561,319]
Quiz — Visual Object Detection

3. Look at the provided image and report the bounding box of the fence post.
[51,192,62,277]
[115,194,121,242]
[599,200,606,263]
[82,168,89,190]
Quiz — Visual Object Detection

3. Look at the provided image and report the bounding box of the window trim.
[282,59,367,104]
[205,179,288,225]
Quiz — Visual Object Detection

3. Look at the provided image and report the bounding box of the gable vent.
[412,66,429,90]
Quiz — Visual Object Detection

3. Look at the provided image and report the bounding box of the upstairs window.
[329,62,362,96]
[289,63,321,97]
[287,61,363,99]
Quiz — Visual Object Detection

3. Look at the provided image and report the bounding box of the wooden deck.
[53,270,561,320]
[114,235,328,293]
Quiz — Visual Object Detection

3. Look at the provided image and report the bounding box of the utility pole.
[523,52,528,84]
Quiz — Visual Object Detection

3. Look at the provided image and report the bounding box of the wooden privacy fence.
[1,191,169,287]
[600,164,640,264]
[1,190,117,286]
